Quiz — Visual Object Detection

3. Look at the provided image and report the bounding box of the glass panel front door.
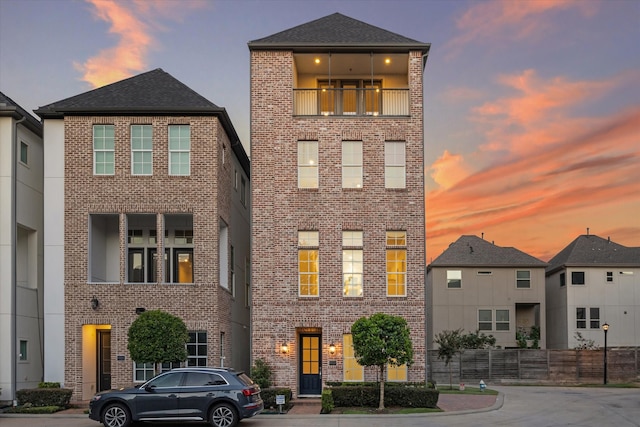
[299,335,322,395]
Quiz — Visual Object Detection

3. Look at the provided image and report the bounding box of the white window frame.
[343,231,363,297]
[298,231,319,297]
[93,124,115,175]
[342,141,363,188]
[385,141,406,189]
[516,270,531,288]
[447,270,462,288]
[298,140,318,188]
[168,125,190,176]
[131,124,153,175]
[478,309,492,331]
[386,231,407,297]
[496,309,510,331]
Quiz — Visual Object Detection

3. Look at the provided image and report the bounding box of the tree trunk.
[448,361,453,390]
[378,365,385,410]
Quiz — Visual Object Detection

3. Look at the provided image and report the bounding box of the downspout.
[12,115,26,405]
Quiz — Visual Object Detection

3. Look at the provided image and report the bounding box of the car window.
[146,372,183,388]
[237,373,255,386]
[184,372,228,386]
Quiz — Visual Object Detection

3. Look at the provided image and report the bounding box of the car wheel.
[209,402,238,427]
[102,402,131,427]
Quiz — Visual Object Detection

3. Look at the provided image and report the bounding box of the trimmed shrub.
[16,388,72,407]
[321,388,334,414]
[251,359,273,389]
[330,384,439,408]
[260,387,292,410]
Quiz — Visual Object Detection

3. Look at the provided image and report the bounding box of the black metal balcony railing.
[293,88,409,116]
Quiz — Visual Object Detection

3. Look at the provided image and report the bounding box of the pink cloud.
[430,150,473,190]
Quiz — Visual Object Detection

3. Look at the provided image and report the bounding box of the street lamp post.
[602,323,609,385]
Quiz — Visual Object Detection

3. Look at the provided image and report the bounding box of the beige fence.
[427,349,640,385]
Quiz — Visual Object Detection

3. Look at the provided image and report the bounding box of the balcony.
[293,52,411,117]
[294,88,409,116]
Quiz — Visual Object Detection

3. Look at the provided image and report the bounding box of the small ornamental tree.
[127,310,189,375]
[351,313,414,410]
[434,329,463,389]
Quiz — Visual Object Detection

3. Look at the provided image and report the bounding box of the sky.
[1,0,638,263]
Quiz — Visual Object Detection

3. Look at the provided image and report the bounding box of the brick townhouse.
[35,69,251,400]
[249,13,430,395]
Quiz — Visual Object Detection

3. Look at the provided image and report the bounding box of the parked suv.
[89,367,263,427]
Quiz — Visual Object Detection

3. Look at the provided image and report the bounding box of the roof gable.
[248,12,430,52]
[0,91,42,137]
[429,235,547,268]
[546,234,640,273]
[35,69,221,118]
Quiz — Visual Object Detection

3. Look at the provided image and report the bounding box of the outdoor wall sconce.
[90,296,99,310]
[329,343,336,355]
[280,343,289,354]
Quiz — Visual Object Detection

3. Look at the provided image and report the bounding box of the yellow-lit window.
[299,231,319,297]
[386,231,406,296]
[298,141,318,188]
[343,231,363,297]
[387,362,407,382]
[302,336,320,374]
[343,334,363,381]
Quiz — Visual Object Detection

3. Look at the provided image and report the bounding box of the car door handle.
[168,394,177,398]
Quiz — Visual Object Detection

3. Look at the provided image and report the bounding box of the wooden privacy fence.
[427,348,640,385]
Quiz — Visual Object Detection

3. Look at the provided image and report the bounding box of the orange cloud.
[76,0,208,88]
[430,150,473,190]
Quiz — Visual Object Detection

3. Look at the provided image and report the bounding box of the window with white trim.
[169,125,190,175]
[298,140,318,188]
[385,141,405,189]
[93,125,115,175]
[19,340,28,361]
[478,309,492,331]
[343,231,363,297]
[19,141,28,165]
[299,231,319,297]
[342,141,362,188]
[516,270,531,288]
[447,270,462,288]
[386,231,407,296]
[131,125,152,175]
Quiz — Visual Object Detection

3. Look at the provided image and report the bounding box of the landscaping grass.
[3,405,63,414]
[437,386,498,395]
[334,406,442,414]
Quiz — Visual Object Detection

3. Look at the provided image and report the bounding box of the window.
[385,141,405,189]
[343,334,363,381]
[240,176,246,206]
[126,215,156,283]
[572,271,585,285]
[169,125,190,175]
[447,270,462,288]
[606,271,613,282]
[478,309,492,331]
[590,308,600,329]
[343,231,363,297]
[477,271,492,275]
[19,340,27,361]
[298,141,318,188]
[93,125,115,175]
[387,363,407,382]
[165,214,194,284]
[220,332,226,367]
[134,362,155,382]
[19,141,28,165]
[187,331,207,366]
[245,258,251,308]
[560,272,566,287]
[299,231,319,297]
[576,307,587,329]
[234,170,238,190]
[131,125,152,175]
[516,270,531,288]
[496,309,510,331]
[386,231,406,297]
[230,246,235,297]
[342,141,362,188]
[89,214,119,283]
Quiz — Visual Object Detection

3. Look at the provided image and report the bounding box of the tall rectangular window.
[131,125,152,175]
[19,141,28,165]
[496,309,510,330]
[342,141,362,188]
[93,125,115,175]
[343,334,363,381]
[298,140,318,188]
[606,272,613,282]
[478,309,492,331]
[386,231,407,297]
[230,245,236,297]
[169,125,190,175]
[245,258,251,308]
[240,176,247,206]
[165,214,194,284]
[576,307,586,329]
[343,231,363,297]
[19,340,27,361]
[516,270,531,288]
[447,270,462,288]
[385,141,405,189]
[589,308,600,329]
[298,231,319,297]
[187,331,207,366]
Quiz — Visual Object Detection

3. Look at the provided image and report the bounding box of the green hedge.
[260,387,293,410]
[16,388,72,407]
[330,385,439,408]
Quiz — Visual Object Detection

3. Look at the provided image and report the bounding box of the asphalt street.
[1,386,638,427]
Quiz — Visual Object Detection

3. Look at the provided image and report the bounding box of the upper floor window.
[19,141,28,165]
[342,141,363,188]
[241,176,247,206]
[298,140,318,188]
[447,270,462,288]
[131,125,152,175]
[298,231,319,297]
[386,231,406,297]
[343,231,363,297]
[385,141,405,189]
[560,272,566,287]
[516,270,531,288]
[571,271,585,285]
[606,271,613,282]
[93,125,115,175]
[169,125,190,176]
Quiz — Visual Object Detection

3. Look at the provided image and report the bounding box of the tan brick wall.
[250,50,427,394]
[62,115,247,398]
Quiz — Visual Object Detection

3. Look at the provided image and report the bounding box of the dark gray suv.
[89,367,263,427]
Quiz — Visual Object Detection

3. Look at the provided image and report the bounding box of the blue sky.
[1,0,638,261]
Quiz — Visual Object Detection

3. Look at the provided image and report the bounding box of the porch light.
[90,296,99,310]
[280,343,289,354]
[329,343,336,355]
[385,58,391,64]
[315,58,321,64]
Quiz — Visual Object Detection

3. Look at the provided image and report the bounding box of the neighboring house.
[34,69,251,400]
[0,92,44,405]
[427,235,548,350]
[249,13,430,395]
[546,234,640,349]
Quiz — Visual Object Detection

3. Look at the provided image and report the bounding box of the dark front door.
[299,334,322,395]
[97,330,111,391]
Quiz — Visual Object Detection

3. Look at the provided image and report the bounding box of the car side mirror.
[144,385,157,392]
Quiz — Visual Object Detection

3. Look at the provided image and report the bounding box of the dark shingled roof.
[248,12,430,53]
[0,91,42,137]
[34,69,221,118]
[34,69,249,176]
[428,235,547,270]
[546,235,640,274]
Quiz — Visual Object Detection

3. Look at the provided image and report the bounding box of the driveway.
[1,385,638,427]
